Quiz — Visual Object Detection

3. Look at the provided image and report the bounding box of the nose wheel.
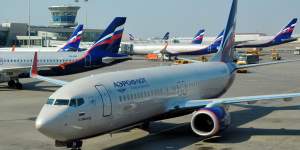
[7,80,23,89]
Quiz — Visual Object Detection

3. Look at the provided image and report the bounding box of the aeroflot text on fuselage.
[113,78,149,92]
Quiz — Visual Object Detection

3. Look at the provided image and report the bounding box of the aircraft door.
[85,55,92,67]
[95,85,112,117]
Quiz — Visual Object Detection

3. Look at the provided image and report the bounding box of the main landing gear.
[7,79,23,89]
[67,140,83,150]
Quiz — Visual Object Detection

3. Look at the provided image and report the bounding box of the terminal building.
[0,5,103,47]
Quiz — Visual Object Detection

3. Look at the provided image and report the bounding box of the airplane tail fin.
[207,30,224,50]
[85,17,126,56]
[129,33,135,41]
[59,24,83,52]
[162,32,170,41]
[192,29,205,44]
[210,0,237,63]
[272,18,298,43]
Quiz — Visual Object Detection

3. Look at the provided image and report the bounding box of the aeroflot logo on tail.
[113,78,148,93]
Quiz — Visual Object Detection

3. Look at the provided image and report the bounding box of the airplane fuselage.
[0,51,124,83]
[36,62,236,142]
[133,44,208,55]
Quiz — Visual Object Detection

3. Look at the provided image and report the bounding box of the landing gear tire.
[8,80,16,88]
[15,82,23,89]
[67,140,82,150]
[7,80,23,89]
[140,121,150,130]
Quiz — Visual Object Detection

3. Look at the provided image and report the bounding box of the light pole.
[28,0,31,47]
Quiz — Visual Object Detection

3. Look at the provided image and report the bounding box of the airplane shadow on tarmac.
[22,80,60,92]
[104,104,300,150]
[0,80,59,92]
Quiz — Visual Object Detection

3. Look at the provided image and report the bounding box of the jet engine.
[190,106,231,137]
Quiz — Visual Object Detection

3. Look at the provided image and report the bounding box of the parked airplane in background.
[159,30,223,59]
[30,1,300,150]
[235,18,298,48]
[128,33,135,41]
[162,32,170,41]
[0,24,84,52]
[132,29,206,55]
[0,17,128,89]
[192,29,205,44]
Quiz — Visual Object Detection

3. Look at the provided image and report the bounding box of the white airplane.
[0,18,128,89]
[131,29,206,55]
[31,1,300,150]
[0,24,84,52]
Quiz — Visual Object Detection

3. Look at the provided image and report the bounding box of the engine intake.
[191,106,230,137]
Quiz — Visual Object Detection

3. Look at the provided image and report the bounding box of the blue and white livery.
[31,1,300,150]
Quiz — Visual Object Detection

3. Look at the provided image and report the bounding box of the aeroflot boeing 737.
[132,29,205,55]
[159,30,223,59]
[31,1,300,150]
[0,17,128,89]
[235,18,298,48]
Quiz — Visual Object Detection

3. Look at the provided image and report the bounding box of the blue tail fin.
[59,24,83,52]
[129,33,135,41]
[207,30,224,50]
[192,29,205,44]
[272,18,298,43]
[162,32,170,41]
[210,0,237,63]
[85,17,126,56]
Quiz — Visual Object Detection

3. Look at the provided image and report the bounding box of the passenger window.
[54,99,69,105]
[69,99,76,107]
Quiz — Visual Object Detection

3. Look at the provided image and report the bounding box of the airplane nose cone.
[35,117,49,132]
[35,105,69,141]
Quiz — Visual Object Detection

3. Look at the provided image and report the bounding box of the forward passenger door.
[95,85,112,117]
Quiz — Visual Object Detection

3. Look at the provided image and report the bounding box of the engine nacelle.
[102,57,115,64]
[191,106,231,137]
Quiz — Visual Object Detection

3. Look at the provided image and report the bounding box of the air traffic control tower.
[48,6,80,27]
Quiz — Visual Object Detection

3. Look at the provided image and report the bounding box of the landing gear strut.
[67,140,82,150]
[139,121,150,131]
[7,79,23,89]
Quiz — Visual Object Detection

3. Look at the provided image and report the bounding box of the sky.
[0,0,299,38]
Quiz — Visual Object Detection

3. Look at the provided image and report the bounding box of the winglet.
[30,52,38,77]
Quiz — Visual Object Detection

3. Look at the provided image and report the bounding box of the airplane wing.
[167,93,300,112]
[30,52,68,86]
[176,57,300,68]
[237,59,300,69]
[176,57,203,63]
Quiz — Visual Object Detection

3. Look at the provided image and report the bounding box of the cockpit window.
[54,99,69,106]
[69,99,77,107]
[77,98,84,106]
[69,98,85,107]
[46,99,55,105]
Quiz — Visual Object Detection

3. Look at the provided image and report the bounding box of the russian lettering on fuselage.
[113,78,149,93]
